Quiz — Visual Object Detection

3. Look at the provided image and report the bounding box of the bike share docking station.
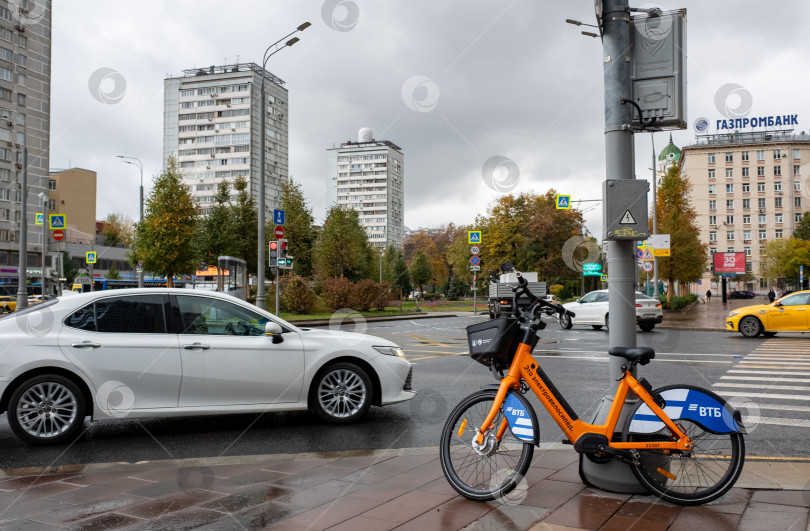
[579,2,687,493]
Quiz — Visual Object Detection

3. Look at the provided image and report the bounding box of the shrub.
[321,277,356,312]
[373,282,392,311]
[660,294,697,310]
[282,275,317,314]
[354,279,381,311]
[549,284,564,297]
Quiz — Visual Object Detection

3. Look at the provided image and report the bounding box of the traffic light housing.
[278,239,290,268]
[269,241,278,267]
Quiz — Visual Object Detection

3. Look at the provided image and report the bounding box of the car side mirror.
[265,321,284,343]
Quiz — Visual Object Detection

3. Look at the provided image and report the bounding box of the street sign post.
[274,225,285,239]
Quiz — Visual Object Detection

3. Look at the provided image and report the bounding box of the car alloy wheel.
[739,316,763,338]
[8,375,85,445]
[560,314,573,329]
[312,362,372,423]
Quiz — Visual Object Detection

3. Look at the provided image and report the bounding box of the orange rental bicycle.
[440,264,745,506]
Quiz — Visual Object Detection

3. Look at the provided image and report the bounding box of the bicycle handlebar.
[505,265,576,320]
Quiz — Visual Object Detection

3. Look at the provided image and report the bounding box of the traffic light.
[269,241,278,267]
[278,239,289,268]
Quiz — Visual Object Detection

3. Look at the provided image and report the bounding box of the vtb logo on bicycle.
[689,404,722,417]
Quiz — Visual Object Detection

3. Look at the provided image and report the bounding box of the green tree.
[382,245,411,296]
[230,175,258,273]
[656,164,709,304]
[104,264,121,279]
[101,212,134,247]
[194,180,235,290]
[278,177,317,277]
[793,212,810,241]
[131,157,198,287]
[761,237,810,288]
[61,251,79,285]
[314,205,373,281]
[410,250,432,295]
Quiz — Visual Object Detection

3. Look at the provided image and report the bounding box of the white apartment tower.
[163,63,289,216]
[326,128,405,249]
[0,2,51,288]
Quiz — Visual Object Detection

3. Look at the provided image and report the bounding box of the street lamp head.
[566,19,583,26]
[285,37,299,47]
[297,22,311,31]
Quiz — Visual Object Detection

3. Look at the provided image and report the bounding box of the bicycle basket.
[466,318,521,367]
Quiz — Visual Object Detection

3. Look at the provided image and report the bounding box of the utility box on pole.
[629,9,687,130]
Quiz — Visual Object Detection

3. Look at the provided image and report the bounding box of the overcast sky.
[49,1,810,240]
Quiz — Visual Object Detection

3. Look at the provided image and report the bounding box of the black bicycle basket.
[466,318,521,368]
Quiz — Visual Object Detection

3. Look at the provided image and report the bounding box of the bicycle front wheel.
[622,385,745,505]
[439,389,534,501]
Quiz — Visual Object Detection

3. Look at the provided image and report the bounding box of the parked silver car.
[559,289,663,332]
[0,289,414,445]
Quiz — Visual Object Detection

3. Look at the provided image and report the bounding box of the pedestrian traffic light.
[269,241,278,267]
[278,239,289,268]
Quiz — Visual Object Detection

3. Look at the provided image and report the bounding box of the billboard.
[712,252,746,274]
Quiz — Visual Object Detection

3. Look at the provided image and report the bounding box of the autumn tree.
[314,205,373,281]
[102,212,134,247]
[382,245,411,296]
[656,164,709,303]
[230,175,258,273]
[278,177,318,277]
[793,212,810,241]
[194,180,234,290]
[131,157,197,287]
[761,237,810,288]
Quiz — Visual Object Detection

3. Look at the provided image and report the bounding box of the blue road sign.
[86,251,97,264]
[35,213,44,225]
[556,195,571,209]
[470,256,480,266]
[468,231,482,244]
[49,214,66,229]
[273,209,285,225]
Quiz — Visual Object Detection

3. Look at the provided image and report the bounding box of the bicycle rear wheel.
[439,389,534,501]
[622,385,745,505]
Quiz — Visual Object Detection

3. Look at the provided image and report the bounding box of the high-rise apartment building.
[326,128,405,249]
[163,63,289,216]
[0,2,51,289]
[682,130,809,289]
[47,168,96,243]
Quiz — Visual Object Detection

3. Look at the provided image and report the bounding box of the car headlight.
[373,345,406,359]
[729,311,739,317]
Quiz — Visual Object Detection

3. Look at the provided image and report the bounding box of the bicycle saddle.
[608,346,655,365]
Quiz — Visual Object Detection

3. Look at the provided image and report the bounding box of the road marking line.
[750,416,810,428]
[714,382,810,392]
[739,403,810,413]
[720,375,810,383]
[739,361,810,366]
[727,369,810,376]
[718,391,810,401]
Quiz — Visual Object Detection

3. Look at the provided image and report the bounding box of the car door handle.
[182,343,211,350]
[71,341,101,349]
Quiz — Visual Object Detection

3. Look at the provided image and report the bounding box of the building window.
[775,214,783,224]
[48,179,56,190]
[793,149,800,159]
[14,54,25,68]
[709,231,717,242]
[742,183,750,193]
[775,182,783,192]
[0,66,12,82]
[758,198,766,208]
[709,200,716,211]
[743,230,751,241]
[759,230,767,240]
[726,184,734,193]
[775,197,782,208]
[743,215,750,225]
[774,166,782,176]
[708,184,716,194]
[795,181,802,191]
[708,153,716,163]
[797,213,803,223]
[744,246,751,256]
[757,150,765,161]
[726,200,734,210]
[794,165,801,176]
[759,214,767,224]
[774,149,782,160]
[757,166,765,177]
[726,215,734,224]
[727,231,735,241]
[757,183,766,192]
[709,215,717,225]
[742,151,749,162]
[795,196,802,207]
[775,229,783,238]
[742,198,750,209]
[708,169,715,179]
[742,167,749,178]
[725,152,733,163]
[726,168,733,178]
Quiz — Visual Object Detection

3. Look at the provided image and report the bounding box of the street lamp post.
[117,155,144,287]
[256,22,310,310]
[379,247,383,282]
[7,111,29,309]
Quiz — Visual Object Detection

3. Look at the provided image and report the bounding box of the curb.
[290,312,464,327]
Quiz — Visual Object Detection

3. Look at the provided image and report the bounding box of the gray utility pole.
[15,117,28,310]
[651,134,659,298]
[40,192,47,297]
[579,0,646,493]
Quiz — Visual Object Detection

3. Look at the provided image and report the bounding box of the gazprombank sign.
[716,114,798,130]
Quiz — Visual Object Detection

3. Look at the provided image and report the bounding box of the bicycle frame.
[476,341,692,452]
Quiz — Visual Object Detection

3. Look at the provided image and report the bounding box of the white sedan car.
[559,289,663,332]
[0,289,414,445]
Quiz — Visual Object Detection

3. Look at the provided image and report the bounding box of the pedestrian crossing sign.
[35,213,44,225]
[556,195,571,209]
[49,214,66,230]
[86,251,97,264]
[468,231,482,244]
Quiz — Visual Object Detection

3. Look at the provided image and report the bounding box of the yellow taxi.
[0,295,17,314]
[727,290,810,337]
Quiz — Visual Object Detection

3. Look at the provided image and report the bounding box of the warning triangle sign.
[642,248,654,260]
[620,210,636,224]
